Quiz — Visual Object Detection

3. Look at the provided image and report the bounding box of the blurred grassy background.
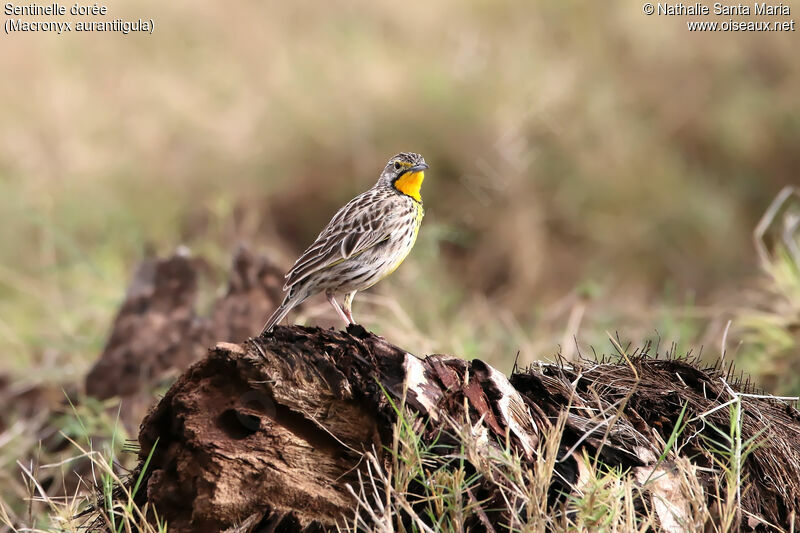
[1,0,799,393]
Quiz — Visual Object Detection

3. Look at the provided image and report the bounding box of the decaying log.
[84,250,206,401]
[84,246,284,427]
[120,325,800,532]
[83,246,800,531]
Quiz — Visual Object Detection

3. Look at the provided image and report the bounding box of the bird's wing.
[283,190,401,291]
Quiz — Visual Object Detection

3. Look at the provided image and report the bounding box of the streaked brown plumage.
[262,152,428,333]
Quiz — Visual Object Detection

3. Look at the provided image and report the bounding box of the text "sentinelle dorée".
[4,2,108,16]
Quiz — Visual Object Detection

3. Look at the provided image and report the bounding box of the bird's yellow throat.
[394,170,425,202]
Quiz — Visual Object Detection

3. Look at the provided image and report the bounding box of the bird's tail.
[261,300,293,334]
[261,289,308,334]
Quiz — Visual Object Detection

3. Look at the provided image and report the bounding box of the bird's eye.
[393,161,402,170]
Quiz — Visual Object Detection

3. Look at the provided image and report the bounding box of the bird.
[261,152,428,333]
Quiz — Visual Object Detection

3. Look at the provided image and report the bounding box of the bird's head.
[379,152,428,202]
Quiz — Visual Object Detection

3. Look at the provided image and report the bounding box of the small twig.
[754,186,799,267]
[719,319,732,369]
[466,487,496,533]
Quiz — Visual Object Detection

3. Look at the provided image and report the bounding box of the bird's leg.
[326,290,352,326]
[342,291,357,324]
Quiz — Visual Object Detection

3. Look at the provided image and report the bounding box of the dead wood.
[75,247,800,531]
[115,325,800,532]
[84,246,284,428]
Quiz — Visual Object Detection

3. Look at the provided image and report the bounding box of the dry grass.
[0,406,164,533]
[342,383,785,533]
[1,1,799,372]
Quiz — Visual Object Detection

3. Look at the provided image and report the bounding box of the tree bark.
[123,325,800,532]
[81,248,800,531]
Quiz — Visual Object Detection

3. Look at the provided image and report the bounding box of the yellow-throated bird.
[262,152,427,333]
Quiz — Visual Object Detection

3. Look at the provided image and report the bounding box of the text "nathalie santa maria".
[656,2,790,15]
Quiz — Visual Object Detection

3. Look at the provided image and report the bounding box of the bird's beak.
[408,163,428,173]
